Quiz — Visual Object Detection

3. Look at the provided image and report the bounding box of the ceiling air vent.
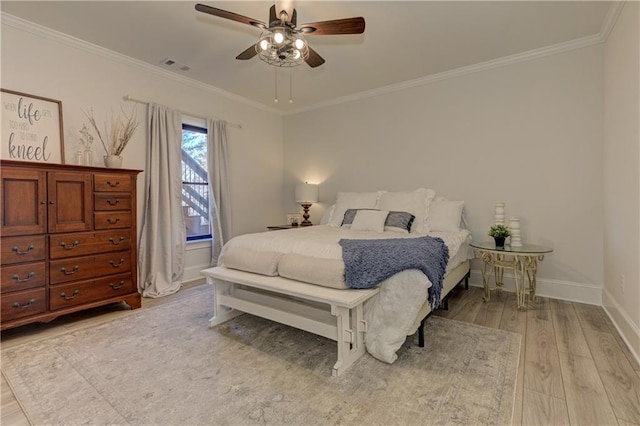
[159,57,190,72]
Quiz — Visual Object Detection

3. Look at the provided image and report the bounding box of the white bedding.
[217,225,472,363]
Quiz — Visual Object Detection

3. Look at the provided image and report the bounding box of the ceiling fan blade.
[195,4,267,30]
[269,5,277,24]
[305,47,325,68]
[236,45,258,60]
[299,17,365,35]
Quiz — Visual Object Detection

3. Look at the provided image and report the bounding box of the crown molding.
[284,32,604,116]
[3,3,626,118]
[285,2,628,116]
[599,1,626,42]
[1,13,282,116]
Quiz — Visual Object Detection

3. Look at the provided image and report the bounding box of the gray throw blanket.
[339,236,449,309]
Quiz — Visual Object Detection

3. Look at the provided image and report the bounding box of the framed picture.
[1,89,65,164]
[286,213,301,226]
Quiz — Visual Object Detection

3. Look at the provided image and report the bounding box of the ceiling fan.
[195,2,365,68]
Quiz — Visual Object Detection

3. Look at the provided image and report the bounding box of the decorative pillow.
[428,200,464,232]
[377,188,435,233]
[350,210,389,232]
[328,192,381,227]
[384,211,415,233]
[341,209,415,233]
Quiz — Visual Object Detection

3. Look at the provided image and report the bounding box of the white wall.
[284,44,605,304]
[603,2,640,361]
[1,16,284,283]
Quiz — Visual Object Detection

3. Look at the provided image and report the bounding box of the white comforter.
[218,225,471,363]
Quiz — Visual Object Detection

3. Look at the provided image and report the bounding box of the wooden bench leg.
[331,304,367,377]
[208,278,243,328]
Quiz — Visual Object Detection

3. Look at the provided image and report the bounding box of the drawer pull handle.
[12,272,35,282]
[106,180,120,187]
[106,218,120,224]
[60,290,80,300]
[109,280,126,290]
[106,199,120,206]
[60,241,80,250]
[109,258,125,268]
[12,299,35,309]
[61,265,80,275]
[108,236,126,245]
[12,245,35,255]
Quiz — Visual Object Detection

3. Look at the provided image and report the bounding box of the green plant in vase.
[488,224,511,248]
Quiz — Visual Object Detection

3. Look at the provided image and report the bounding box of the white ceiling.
[1,1,613,113]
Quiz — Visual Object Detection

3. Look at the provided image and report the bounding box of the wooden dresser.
[1,160,142,330]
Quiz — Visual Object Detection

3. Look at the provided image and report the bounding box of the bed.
[201,189,472,376]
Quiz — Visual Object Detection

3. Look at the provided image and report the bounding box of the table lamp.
[295,182,318,226]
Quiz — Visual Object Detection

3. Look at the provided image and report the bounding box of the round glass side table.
[470,242,553,310]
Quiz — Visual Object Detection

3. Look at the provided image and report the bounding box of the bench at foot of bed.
[201,266,379,377]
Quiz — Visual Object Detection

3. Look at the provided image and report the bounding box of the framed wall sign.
[1,89,65,163]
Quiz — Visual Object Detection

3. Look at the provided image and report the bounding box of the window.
[182,124,211,241]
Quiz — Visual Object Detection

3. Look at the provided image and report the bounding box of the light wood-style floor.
[2,284,639,425]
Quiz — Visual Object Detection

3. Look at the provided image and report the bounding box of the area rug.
[2,287,520,425]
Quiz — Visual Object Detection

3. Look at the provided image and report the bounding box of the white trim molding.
[603,288,640,367]
[0,12,281,116]
[468,269,603,306]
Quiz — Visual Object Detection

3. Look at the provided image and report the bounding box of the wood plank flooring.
[434,286,640,426]
[2,283,639,425]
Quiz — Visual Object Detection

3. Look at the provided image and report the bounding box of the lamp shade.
[295,183,318,203]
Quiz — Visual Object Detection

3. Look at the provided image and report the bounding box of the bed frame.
[201,260,469,376]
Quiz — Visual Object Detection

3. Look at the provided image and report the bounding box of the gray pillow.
[342,209,415,233]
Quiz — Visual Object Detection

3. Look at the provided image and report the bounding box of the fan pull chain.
[274,68,279,103]
[289,68,293,104]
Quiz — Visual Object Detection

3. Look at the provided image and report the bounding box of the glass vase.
[83,148,93,167]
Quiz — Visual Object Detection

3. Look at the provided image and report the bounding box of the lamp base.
[300,203,313,226]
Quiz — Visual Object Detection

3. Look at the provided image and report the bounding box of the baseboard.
[602,289,640,367]
[469,269,602,305]
[182,262,210,285]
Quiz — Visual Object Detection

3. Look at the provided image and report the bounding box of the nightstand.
[266,225,309,231]
[470,242,553,310]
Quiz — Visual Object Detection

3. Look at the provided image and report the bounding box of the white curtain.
[138,104,186,297]
[207,119,231,265]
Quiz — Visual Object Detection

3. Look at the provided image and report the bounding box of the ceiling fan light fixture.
[255,29,309,67]
[273,31,284,44]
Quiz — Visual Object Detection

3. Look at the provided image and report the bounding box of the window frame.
[182,123,212,242]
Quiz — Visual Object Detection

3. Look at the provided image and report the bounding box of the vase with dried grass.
[84,106,139,168]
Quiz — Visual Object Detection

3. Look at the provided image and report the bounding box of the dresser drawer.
[50,273,134,310]
[1,235,46,265]
[94,193,132,211]
[94,174,132,192]
[50,230,132,259]
[50,251,131,284]
[1,288,47,322]
[94,212,132,230]
[1,262,46,293]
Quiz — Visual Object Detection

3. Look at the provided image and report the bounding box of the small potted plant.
[488,224,511,248]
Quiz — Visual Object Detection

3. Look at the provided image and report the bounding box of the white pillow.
[428,200,464,232]
[328,192,381,227]
[350,210,388,232]
[320,204,335,225]
[377,188,435,233]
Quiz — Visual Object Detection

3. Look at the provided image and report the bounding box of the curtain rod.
[123,95,242,129]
